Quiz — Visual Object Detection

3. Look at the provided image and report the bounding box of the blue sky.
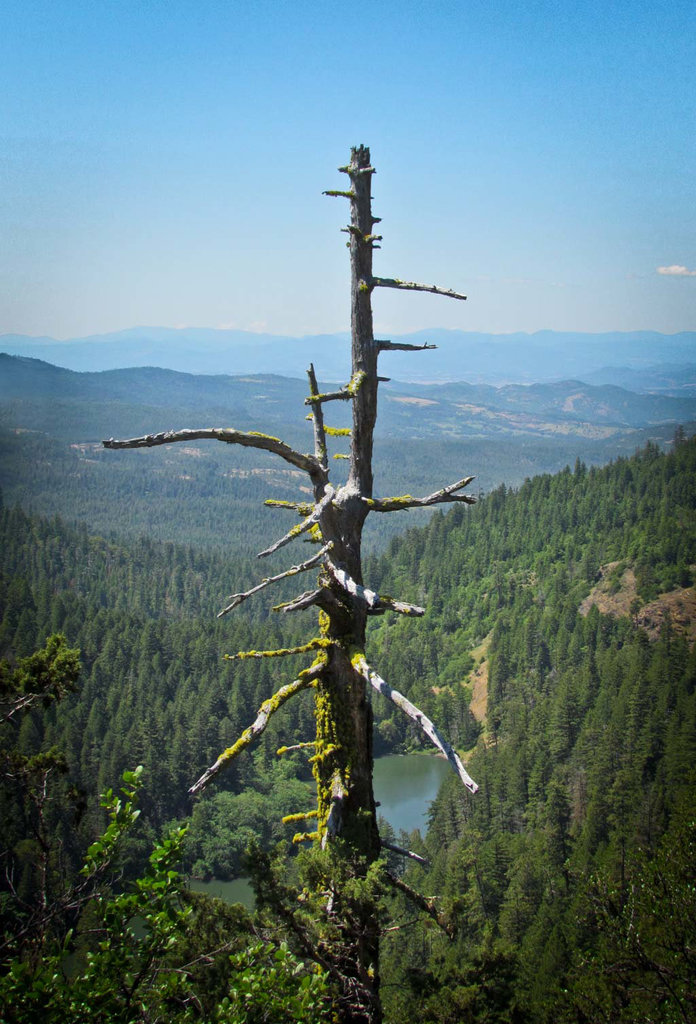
[1,0,694,339]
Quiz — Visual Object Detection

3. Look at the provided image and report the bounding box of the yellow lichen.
[346,371,367,395]
[282,810,319,824]
[309,742,341,764]
[277,741,316,755]
[293,831,320,844]
[224,638,334,662]
[247,430,282,442]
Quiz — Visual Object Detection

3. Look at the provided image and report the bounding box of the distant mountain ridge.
[2,326,695,387]
[2,354,695,442]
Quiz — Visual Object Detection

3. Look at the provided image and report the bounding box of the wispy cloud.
[657,264,696,277]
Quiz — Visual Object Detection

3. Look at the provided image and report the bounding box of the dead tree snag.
[104,144,477,1023]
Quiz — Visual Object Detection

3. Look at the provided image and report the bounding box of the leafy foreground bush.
[0,765,332,1023]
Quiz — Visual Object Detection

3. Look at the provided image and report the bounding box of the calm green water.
[190,753,448,906]
[189,875,256,910]
[373,753,449,836]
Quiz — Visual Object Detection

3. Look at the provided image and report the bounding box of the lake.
[189,753,449,908]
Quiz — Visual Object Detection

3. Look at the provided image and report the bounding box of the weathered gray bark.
[103,145,476,1024]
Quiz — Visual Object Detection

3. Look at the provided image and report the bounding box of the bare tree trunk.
[104,144,475,1024]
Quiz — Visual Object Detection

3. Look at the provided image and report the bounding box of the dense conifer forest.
[1,433,694,1020]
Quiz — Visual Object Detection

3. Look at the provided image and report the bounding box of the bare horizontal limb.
[305,388,351,405]
[364,476,476,513]
[218,542,332,617]
[188,664,322,796]
[352,655,478,794]
[381,841,429,866]
[376,340,438,353]
[338,164,376,175]
[273,589,323,613]
[103,427,322,478]
[384,871,454,937]
[372,277,467,301]
[257,486,334,558]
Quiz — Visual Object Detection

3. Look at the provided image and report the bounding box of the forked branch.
[352,655,478,793]
[218,542,333,617]
[372,277,467,301]
[188,664,323,796]
[103,427,323,479]
[365,476,476,513]
[257,486,335,558]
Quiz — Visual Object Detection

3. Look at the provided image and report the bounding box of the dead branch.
[376,340,438,352]
[224,638,332,661]
[188,664,323,796]
[102,427,323,479]
[365,476,476,513]
[352,655,478,794]
[372,277,466,301]
[304,388,352,405]
[257,486,334,558]
[273,589,323,613]
[277,741,316,755]
[307,363,328,470]
[326,559,425,617]
[338,163,375,175]
[368,596,425,617]
[325,559,380,608]
[217,543,332,617]
[380,841,429,866]
[384,871,454,937]
[264,499,315,515]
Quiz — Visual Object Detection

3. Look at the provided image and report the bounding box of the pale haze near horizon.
[1,0,694,341]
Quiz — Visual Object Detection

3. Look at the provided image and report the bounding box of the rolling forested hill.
[1,418,694,1021]
[1,353,693,555]
[370,434,696,1022]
